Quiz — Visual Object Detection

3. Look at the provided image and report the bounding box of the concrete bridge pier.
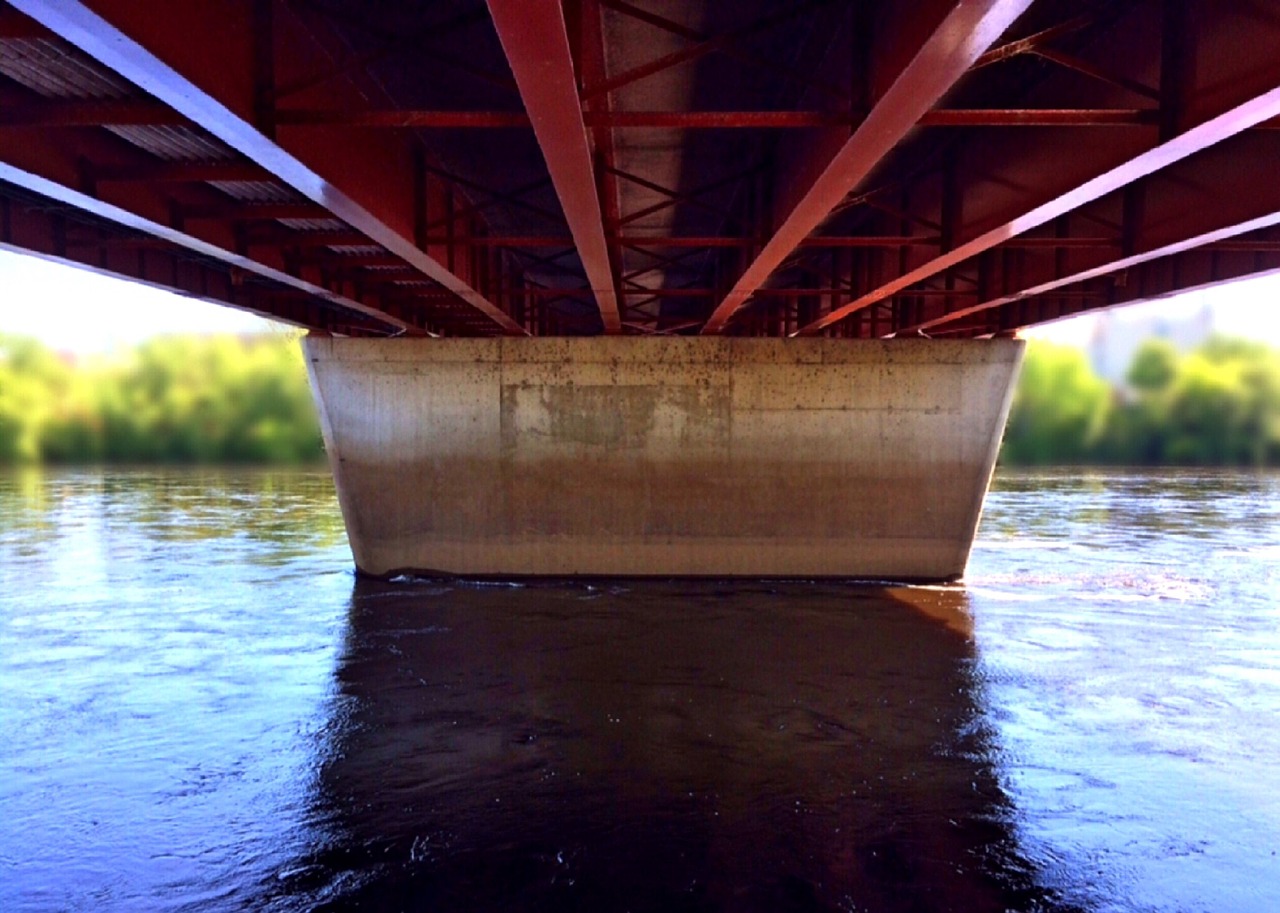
[304,337,1022,582]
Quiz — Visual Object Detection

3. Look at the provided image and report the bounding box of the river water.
[1,468,1278,912]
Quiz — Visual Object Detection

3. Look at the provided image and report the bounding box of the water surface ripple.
[1,468,1278,911]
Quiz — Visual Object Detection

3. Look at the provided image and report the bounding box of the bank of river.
[2,468,1278,911]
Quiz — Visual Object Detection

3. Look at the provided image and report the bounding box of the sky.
[2,247,1279,352]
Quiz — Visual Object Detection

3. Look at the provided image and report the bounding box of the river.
[1,468,1278,912]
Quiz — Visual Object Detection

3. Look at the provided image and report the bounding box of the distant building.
[1086,298,1216,384]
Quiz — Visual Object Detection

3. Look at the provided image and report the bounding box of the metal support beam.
[793,83,1280,336]
[700,0,1033,334]
[272,108,1163,129]
[10,0,527,336]
[893,129,1280,335]
[486,0,622,333]
[0,160,418,334]
[902,209,1280,335]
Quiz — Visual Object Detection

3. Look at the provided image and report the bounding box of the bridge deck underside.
[1,0,1278,339]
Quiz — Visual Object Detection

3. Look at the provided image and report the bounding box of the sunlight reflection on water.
[1,467,1278,911]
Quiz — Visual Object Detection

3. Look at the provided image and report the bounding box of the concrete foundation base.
[304,337,1022,581]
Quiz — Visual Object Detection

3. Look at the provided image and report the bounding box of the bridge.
[2,0,1277,580]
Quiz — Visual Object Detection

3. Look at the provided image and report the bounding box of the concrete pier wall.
[304,337,1023,581]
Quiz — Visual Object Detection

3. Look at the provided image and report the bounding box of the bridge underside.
[2,1,1277,578]
[1,0,1278,339]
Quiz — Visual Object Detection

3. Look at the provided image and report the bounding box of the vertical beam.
[486,0,623,334]
[699,0,1033,334]
[251,0,276,138]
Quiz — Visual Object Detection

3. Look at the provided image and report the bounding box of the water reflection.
[279,581,1069,912]
[7,468,1278,911]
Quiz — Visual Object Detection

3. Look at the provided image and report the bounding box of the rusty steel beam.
[0,5,49,38]
[903,208,1280,334]
[598,0,850,103]
[486,0,622,333]
[94,161,270,183]
[272,7,490,102]
[277,109,530,128]
[182,202,333,221]
[272,108,1162,129]
[0,159,420,335]
[0,196,332,333]
[581,0,839,102]
[971,13,1096,70]
[700,0,1034,335]
[794,83,1280,336]
[10,0,528,336]
[946,234,1280,337]
[578,0,626,337]
[894,135,1280,335]
[0,100,183,127]
[247,228,372,250]
[1032,47,1160,101]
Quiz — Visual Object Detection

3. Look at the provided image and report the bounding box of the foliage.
[0,333,323,464]
[4,329,1279,467]
[1000,342,1111,465]
[1002,335,1280,466]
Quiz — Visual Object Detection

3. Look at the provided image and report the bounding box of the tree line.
[1002,335,1280,466]
[2,330,1278,466]
[0,332,322,464]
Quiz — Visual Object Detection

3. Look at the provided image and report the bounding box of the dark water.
[2,469,1278,912]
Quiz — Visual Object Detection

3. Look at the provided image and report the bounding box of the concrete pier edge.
[305,337,1023,582]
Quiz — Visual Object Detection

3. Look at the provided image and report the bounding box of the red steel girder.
[598,0,850,103]
[93,161,270,183]
[581,0,839,103]
[271,108,1165,129]
[971,13,1096,70]
[0,158,419,335]
[271,6,490,102]
[578,0,626,336]
[794,84,1280,336]
[699,0,1034,335]
[0,99,184,127]
[945,232,1280,338]
[0,194,341,333]
[486,0,622,333]
[892,131,1280,335]
[908,210,1280,335]
[9,0,527,336]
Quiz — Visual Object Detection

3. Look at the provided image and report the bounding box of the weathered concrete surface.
[304,337,1023,580]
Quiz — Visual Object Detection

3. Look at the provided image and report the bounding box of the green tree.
[0,333,324,465]
[1001,341,1111,464]
[1126,338,1178,392]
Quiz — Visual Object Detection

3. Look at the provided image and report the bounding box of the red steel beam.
[0,100,184,127]
[893,129,1280,335]
[971,13,1096,70]
[580,0,837,103]
[0,159,420,335]
[598,0,850,104]
[9,0,528,337]
[578,0,626,337]
[903,209,1280,335]
[699,0,1034,335]
[0,198,333,333]
[271,108,1162,129]
[794,83,1280,336]
[486,0,622,333]
[940,233,1280,337]
[94,161,270,183]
